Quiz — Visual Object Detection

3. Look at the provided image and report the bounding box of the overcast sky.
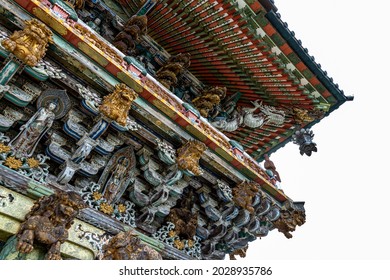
[246,0,390,260]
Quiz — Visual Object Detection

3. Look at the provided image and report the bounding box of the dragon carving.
[211,100,285,132]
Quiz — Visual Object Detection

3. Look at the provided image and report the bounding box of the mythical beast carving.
[16,191,86,260]
[99,83,138,126]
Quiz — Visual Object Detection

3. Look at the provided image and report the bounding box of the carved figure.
[9,102,56,158]
[65,0,85,10]
[263,154,281,183]
[210,109,244,132]
[232,181,259,213]
[98,146,136,205]
[1,19,53,67]
[99,83,138,126]
[102,231,162,260]
[211,100,286,132]
[292,128,317,156]
[113,15,147,54]
[177,140,206,176]
[273,210,306,239]
[229,245,248,260]
[192,86,227,118]
[166,188,198,240]
[16,191,86,260]
[290,107,325,125]
[157,53,191,89]
[9,89,70,158]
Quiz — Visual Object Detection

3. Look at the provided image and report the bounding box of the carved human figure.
[98,146,136,205]
[16,191,86,260]
[103,157,129,204]
[9,101,57,158]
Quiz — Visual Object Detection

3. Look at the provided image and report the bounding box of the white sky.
[246,0,390,260]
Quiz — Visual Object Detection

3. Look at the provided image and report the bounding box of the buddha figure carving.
[99,83,138,126]
[16,191,86,260]
[1,19,53,67]
[98,146,136,205]
[102,157,129,205]
[9,89,71,158]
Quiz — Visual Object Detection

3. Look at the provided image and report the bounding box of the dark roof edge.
[259,0,278,12]
[265,10,354,105]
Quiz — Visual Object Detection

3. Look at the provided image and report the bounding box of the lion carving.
[176,140,206,176]
[102,231,162,260]
[16,191,86,260]
[99,83,138,126]
[1,19,53,67]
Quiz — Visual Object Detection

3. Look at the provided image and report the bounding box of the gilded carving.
[102,231,162,260]
[232,181,259,213]
[156,53,191,89]
[273,209,306,239]
[192,86,227,118]
[99,83,138,126]
[16,191,86,260]
[177,140,206,176]
[291,107,325,125]
[1,19,53,67]
[114,15,148,54]
[71,22,123,65]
